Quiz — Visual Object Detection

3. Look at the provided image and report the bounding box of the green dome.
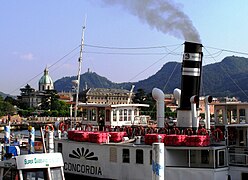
[39,67,54,91]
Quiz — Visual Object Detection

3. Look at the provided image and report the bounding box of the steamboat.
[52,41,248,180]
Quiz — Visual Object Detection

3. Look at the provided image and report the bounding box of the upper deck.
[77,103,150,128]
[214,102,248,125]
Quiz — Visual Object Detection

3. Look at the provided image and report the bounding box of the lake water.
[0,130,43,140]
[13,130,41,136]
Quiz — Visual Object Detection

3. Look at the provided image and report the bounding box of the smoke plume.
[102,0,201,43]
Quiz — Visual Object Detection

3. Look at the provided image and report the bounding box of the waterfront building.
[18,67,55,109]
[82,88,133,105]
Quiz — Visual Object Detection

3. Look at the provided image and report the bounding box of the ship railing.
[134,115,149,125]
[28,116,82,122]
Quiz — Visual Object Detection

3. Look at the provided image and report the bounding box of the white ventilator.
[152,88,165,128]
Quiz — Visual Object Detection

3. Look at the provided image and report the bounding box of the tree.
[0,96,16,117]
[133,88,147,104]
[4,96,18,106]
[51,99,69,111]
[18,110,30,117]
[41,90,69,112]
[133,89,156,119]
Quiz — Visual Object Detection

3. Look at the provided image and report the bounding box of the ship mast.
[73,23,86,129]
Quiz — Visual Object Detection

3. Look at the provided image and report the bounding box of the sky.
[1,0,248,95]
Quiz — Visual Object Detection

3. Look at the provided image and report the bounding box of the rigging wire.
[10,45,80,94]
[203,50,223,59]
[46,45,80,71]
[83,43,182,56]
[203,46,248,100]
[162,61,180,93]
[161,45,183,93]
[205,46,248,56]
[49,51,79,74]
[84,44,248,59]
[127,44,183,82]
[84,51,178,56]
[84,43,181,50]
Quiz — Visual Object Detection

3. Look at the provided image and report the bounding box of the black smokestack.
[101,0,201,43]
[180,42,203,110]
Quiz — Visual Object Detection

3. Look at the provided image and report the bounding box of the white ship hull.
[55,138,230,180]
[55,139,152,179]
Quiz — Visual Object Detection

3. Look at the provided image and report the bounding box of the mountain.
[0,91,11,99]
[202,56,248,100]
[133,61,181,93]
[54,56,248,101]
[54,71,132,92]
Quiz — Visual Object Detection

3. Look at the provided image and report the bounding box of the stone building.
[18,67,54,109]
[82,88,133,105]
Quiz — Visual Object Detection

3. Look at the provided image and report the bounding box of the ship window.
[82,109,87,121]
[136,149,143,164]
[92,109,96,121]
[124,109,127,121]
[190,150,214,168]
[216,109,223,124]
[2,168,19,180]
[134,109,138,116]
[119,110,123,121]
[22,169,48,180]
[228,109,237,124]
[150,150,152,165]
[98,109,105,122]
[217,149,226,167]
[88,109,97,121]
[50,167,63,180]
[239,109,246,123]
[88,109,92,121]
[106,110,110,122]
[128,110,132,121]
[242,173,248,180]
[239,130,244,146]
[58,143,62,153]
[110,147,117,163]
[190,150,196,164]
[113,110,117,121]
[201,150,209,164]
[122,149,130,163]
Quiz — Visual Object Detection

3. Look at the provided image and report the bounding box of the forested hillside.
[54,56,248,101]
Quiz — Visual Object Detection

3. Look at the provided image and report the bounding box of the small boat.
[0,125,65,180]
[0,152,65,180]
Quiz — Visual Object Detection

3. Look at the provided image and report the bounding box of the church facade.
[18,67,55,109]
[38,67,54,91]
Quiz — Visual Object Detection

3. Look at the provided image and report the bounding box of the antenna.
[73,17,87,129]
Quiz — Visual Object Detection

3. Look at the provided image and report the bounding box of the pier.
[0,116,84,131]
[0,116,72,131]
[0,121,56,131]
